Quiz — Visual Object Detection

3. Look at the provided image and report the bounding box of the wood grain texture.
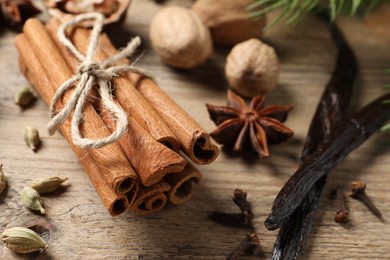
[1,0,390,259]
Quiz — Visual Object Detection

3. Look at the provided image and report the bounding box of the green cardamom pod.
[20,187,46,215]
[14,86,36,107]
[1,227,48,254]
[31,176,68,194]
[24,126,41,152]
[0,164,6,194]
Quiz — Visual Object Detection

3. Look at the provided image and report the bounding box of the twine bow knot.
[47,13,148,149]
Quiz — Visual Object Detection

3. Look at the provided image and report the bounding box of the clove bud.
[210,188,253,228]
[226,232,260,259]
[351,181,382,219]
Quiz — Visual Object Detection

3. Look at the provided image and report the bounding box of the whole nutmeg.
[149,6,213,69]
[192,0,266,45]
[225,38,279,97]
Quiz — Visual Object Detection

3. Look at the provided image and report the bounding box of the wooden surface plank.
[1,1,390,259]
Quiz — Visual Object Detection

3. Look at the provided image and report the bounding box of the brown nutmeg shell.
[225,38,279,97]
[149,6,213,69]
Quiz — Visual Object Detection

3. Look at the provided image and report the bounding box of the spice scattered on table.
[226,232,260,260]
[31,176,68,194]
[149,6,213,69]
[20,187,46,215]
[225,38,279,97]
[335,188,349,224]
[1,227,48,254]
[0,164,6,194]
[210,188,253,228]
[207,90,293,158]
[24,126,41,152]
[14,86,36,108]
[351,181,382,219]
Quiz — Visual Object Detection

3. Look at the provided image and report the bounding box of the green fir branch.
[248,0,388,28]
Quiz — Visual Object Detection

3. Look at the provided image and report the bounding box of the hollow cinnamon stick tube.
[164,162,202,205]
[130,181,171,216]
[99,34,220,165]
[45,18,180,152]
[16,34,127,216]
[22,18,138,195]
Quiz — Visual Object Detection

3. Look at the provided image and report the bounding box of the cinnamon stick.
[22,18,138,195]
[45,18,180,152]
[130,181,171,215]
[164,162,202,205]
[99,33,220,165]
[16,34,127,216]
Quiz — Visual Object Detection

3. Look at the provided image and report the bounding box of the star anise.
[206,90,293,158]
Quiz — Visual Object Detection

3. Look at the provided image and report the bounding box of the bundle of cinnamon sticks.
[15,17,219,216]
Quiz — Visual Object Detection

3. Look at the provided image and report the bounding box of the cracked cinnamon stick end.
[132,76,220,165]
[98,33,220,165]
[164,162,202,205]
[130,181,171,215]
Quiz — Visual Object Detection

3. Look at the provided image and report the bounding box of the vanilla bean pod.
[266,91,390,230]
[270,14,357,259]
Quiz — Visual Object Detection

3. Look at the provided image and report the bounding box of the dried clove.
[350,181,382,219]
[226,232,260,260]
[210,188,253,228]
[335,188,349,223]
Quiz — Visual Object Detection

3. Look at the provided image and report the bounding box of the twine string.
[47,12,150,148]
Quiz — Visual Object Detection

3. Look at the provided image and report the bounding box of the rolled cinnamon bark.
[45,18,180,152]
[22,18,138,195]
[130,181,171,215]
[99,34,220,165]
[164,162,202,205]
[16,34,127,216]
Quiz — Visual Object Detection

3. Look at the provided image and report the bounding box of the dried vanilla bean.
[270,14,357,259]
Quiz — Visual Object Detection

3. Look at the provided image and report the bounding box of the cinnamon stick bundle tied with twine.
[45,18,188,188]
[16,13,215,216]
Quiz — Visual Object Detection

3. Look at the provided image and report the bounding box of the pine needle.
[248,0,388,28]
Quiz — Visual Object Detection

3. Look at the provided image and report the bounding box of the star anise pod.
[206,90,293,158]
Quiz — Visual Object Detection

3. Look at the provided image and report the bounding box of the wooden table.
[1,1,390,259]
